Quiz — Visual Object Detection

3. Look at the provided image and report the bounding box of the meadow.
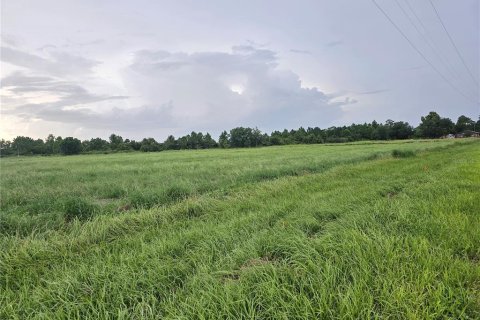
[1,139,479,319]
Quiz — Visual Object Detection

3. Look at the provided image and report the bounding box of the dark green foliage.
[167,131,218,150]
[415,111,454,138]
[59,137,82,155]
[218,131,230,148]
[3,136,47,156]
[109,133,125,150]
[229,127,265,147]
[140,138,162,152]
[85,137,110,151]
[455,115,475,133]
[0,111,475,157]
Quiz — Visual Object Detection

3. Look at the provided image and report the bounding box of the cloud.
[2,45,354,139]
[1,46,99,77]
[357,89,390,95]
[2,71,127,110]
[290,49,312,55]
[404,66,424,71]
[124,46,352,132]
[325,40,343,47]
[1,44,129,133]
[0,34,19,47]
[7,102,174,131]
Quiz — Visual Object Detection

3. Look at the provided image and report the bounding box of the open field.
[1,139,479,318]
[0,139,464,234]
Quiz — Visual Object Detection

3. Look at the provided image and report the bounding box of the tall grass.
[0,139,462,234]
[0,139,479,318]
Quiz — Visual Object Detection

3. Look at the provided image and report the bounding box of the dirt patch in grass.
[386,191,398,199]
[117,204,132,212]
[220,257,274,282]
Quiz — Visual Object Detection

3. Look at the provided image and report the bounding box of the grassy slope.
[1,140,479,319]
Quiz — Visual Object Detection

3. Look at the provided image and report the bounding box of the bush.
[392,149,416,158]
[63,198,97,221]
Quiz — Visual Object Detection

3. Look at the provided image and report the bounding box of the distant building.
[442,131,479,139]
[455,130,479,138]
[465,130,480,137]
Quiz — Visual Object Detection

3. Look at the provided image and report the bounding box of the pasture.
[1,139,479,319]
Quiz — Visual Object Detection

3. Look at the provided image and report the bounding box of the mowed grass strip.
[1,141,479,319]
[0,139,463,235]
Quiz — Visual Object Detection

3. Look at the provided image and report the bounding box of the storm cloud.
[1,0,478,140]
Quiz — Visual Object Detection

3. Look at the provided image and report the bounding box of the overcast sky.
[1,0,479,141]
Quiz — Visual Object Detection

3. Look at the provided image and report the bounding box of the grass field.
[1,139,479,319]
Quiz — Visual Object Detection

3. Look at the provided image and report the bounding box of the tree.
[373,124,388,140]
[202,133,218,148]
[128,140,142,151]
[293,127,307,143]
[0,139,13,156]
[11,136,39,155]
[416,111,453,138]
[389,121,413,139]
[59,137,82,155]
[229,127,254,147]
[455,115,474,133]
[45,134,56,154]
[439,117,454,136]
[218,131,230,148]
[252,127,264,146]
[89,137,110,151]
[163,135,178,150]
[109,133,124,150]
[269,131,283,145]
[140,138,161,152]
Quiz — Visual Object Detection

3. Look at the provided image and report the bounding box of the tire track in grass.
[160,142,480,318]
[2,149,409,318]
[1,141,479,318]
[1,140,468,236]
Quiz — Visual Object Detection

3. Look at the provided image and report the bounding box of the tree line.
[1,111,478,156]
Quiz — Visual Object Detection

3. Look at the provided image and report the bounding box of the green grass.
[391,149,416,158]
[1,139,479,319]
[0,139,460,234]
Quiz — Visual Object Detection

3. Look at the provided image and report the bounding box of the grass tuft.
[63,197,97,221]
[392,149,416,158]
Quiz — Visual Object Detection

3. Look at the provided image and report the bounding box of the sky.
[1,0,479,141]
